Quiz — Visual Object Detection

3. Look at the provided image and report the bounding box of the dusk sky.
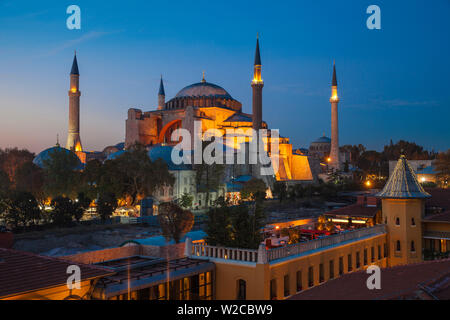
[0,0,449,154]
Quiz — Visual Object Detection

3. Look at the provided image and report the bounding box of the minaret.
[252,35,264,131]
[158,75,165,110]
[66,51,82,152]
[329,61,340,170]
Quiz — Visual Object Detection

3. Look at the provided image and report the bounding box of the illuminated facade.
[125,38,314,183]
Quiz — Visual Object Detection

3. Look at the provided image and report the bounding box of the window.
[378,245,381,260]
[411,218,416,226]
[356,251,361,269]
[319,264,324,283]
[237,279,246,300]
[396,240,401,252]
[348,254,353,272]
[284,275,290,297]
[270,279,277,300]
[339,257,344,275]
[411,241,416,252]
[296,271,302,292]
[395,217,400,226]
[308,266,314,287]
[329,260,334,279]
[371,247,375,262]
[363,249,368,265]
[384,243,388,258]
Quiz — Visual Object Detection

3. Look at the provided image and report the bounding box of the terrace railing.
[266,224,387,262]
[189,243,259,263]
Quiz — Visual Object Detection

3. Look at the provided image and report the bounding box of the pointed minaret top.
[376,155,431,199]
[56,134,60,147]
[71,52,79,75]
[158,75,165,96]
[254,35,261,66]
[332,60,337,87]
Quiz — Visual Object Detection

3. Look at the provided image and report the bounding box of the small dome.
[33,146,82,169]
[175,82,232,99]
[106,150,126,161]
[312,136,331,144]
[148,145,192,170]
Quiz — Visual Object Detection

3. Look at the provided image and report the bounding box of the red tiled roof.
[290,259,450,300]
[426,189,450,211]
[324,203,380,219]
[0,248,114,298]
[424,189,450,223]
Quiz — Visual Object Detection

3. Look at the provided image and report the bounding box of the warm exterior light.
[71,87,77,93]
[327,157,331,162]
[275,225,280,230]
[365,180,371,187]
[420,177,426,182]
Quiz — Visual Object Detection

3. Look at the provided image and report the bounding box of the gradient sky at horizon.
[0,0,449,154]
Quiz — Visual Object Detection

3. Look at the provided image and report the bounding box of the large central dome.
[175,81,232,99]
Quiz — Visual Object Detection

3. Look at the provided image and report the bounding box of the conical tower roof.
[332,61,337,86]
[376,155,431,199]
[158,76,165,95]
[71,53,79,75]
[254,37,261,66]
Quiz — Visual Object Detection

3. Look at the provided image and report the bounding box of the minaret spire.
[201,71,206,83]
[157,75,165,110]
[329,60,340,170]
[252,34,264,131]
[66,51,82,152]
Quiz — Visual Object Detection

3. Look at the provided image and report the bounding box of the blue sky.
[0,0,449,153]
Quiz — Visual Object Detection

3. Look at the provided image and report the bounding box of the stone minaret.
[329,61,340,170]
[157,75,165,110]
[66,52,82,152]
[252,35,264,131]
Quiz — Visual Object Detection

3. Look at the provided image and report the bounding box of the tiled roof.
[424,189,450,223]
[376,155,431,199]
[290,259,450,300]
[0,248,113,298]
[324,203,380,218]
[223,113,252,123]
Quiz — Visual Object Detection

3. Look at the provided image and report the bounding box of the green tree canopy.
[158,202,194,244]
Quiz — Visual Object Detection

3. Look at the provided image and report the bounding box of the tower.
[252,35,264,131]
[66,52,82,152]
[329,61,340,170]
[158,75,165,110]
[376,155,431,266]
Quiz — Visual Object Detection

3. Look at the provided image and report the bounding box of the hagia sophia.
[34,37,347,205]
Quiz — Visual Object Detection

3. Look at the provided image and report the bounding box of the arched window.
[411,218,416,226]
[395,217,400,226]
[237,279,246,300]
[396,240,401,252]
[411,241,415,252]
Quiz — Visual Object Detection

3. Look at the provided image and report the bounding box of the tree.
[0,148,35,187]
[79,159,103,200]
[158,202,194,244]
[51,196,77,226]
[382,140,432,161]
[14,162,45,203]
[1,191,41,229]
[73,192,91,222]
[205,197,233,246]
[273,181,287,203]
[230,201,266,249]
[435,149,450,187]
[0,169,10,196]
[194,140,225,208]
[240,178,267,201]
[179,192,193,209]
[97,192,117,221]
[102,144,175,205]
[42,149,81,199]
